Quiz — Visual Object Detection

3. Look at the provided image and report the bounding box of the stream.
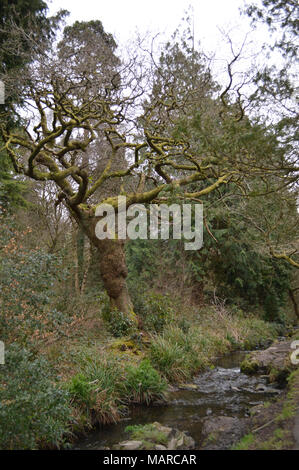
[75,350,281,449]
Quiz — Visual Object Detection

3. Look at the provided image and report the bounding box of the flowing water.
[75,351,281,449]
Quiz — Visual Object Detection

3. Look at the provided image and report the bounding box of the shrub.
[134,292,174,333]
[102,301,135,337]
[0,220,70,345]
[0,344,72,450]
[122,359,167,404]
[66,373,95,408]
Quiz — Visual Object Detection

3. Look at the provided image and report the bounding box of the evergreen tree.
[0,1,66,210]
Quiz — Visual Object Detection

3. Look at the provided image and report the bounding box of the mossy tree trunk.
[79,213,137,325]
[289,288,299,320]
[95,238,135,318]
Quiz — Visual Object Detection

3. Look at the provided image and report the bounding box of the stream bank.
[62,307,285,446]
[233,332,299,450]
[232,370,299,451]
[74,350,284,450]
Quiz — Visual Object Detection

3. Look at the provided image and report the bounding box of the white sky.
[47,0,272,103]
[48,0,260,54]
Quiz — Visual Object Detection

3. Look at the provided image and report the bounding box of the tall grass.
[66,355,125,425]
[66,353,168,428]
[149,305,280,383]
[149,325,212,382]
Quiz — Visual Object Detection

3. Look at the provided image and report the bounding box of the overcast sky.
[48,0,262,56]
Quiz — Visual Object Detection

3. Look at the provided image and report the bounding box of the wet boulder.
[240,340,296,384]
[178,383,198,391]
[118,440,143,450]
[201,416,247,450]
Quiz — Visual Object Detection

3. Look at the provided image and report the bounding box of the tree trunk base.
[95,238,138,327]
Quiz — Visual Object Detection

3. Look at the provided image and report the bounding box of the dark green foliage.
[102,302,135,337]
[0,0,66,115]
[66,355,125,424]
[206,222,292,321]
[126,215,292,321]
[123,359,167,404]
[0,0,49,74]
[0,344,72,449]
[0,151,28,211]
[60,20,117,56]
[0,217,70,344]
[0,2,66,212]
[135,292,174,333]
[126,239,161,289]
[57,20,120,100]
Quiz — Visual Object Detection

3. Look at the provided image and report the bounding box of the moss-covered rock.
[109,338,136,352]
[115,422,195,450]
[240,340,296,383]
[240,356,260,375]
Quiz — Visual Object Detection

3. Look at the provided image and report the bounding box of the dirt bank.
[234,334,299,450]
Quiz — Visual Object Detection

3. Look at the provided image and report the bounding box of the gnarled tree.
[1,20,295,320]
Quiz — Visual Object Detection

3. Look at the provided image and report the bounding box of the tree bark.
[80,242,91,296]
[289,288,299,320]
[73,228,80,295]
[95,238,134,316]
[76,226,85,288]
[73,210,137,326]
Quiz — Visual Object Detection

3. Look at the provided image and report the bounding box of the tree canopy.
[0,5,298,314]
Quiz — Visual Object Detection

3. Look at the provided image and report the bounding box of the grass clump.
[149,335,191,382]
[149,325,211,382]
[148,303,281,384]
[66,354,167,428]
[66,354,125,425]
[66,373,96,408]
[123,359,167,404]
[240,356,260,375]
[232,433,255,450]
